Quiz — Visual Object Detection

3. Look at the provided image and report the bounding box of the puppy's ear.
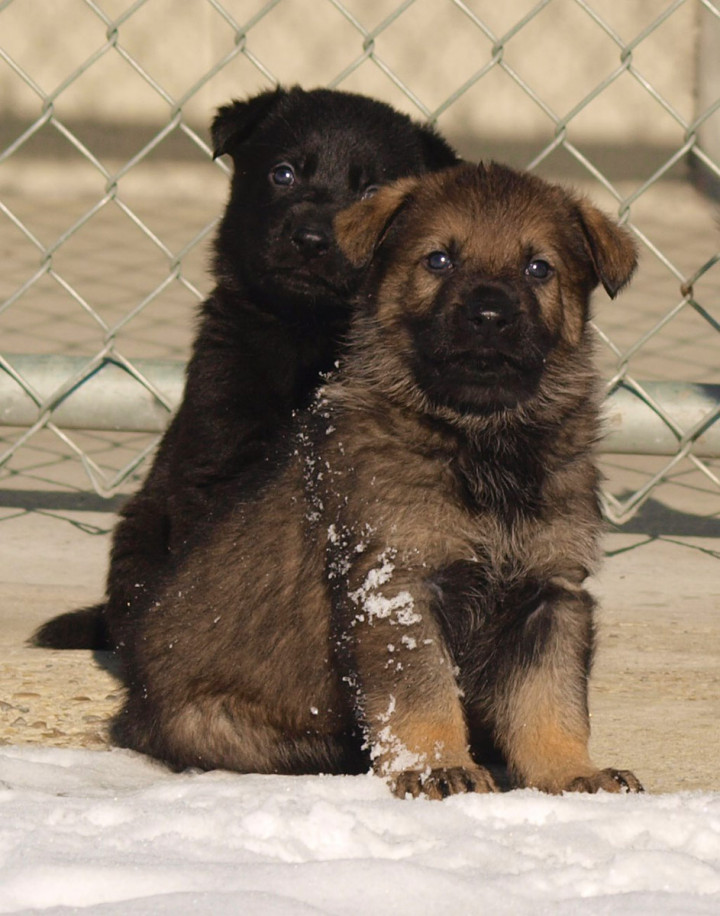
[576,201,638,298]
[211,87,286,159]
[334,178,419,267]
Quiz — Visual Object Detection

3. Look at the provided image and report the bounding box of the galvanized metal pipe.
[1,355,719,456]
[602,381,720,457]
[0,355,184,434]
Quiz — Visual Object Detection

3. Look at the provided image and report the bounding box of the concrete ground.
[1,152,719,794]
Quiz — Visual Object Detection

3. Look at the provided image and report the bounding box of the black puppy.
[33,86,458,658]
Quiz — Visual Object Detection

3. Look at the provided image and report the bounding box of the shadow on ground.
[609,497,720,538]
[0,489,126,514]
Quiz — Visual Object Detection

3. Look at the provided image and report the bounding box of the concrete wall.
[0,0,709,160]
[696,2,720,185]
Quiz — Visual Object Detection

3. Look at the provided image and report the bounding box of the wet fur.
[32,86,457,657]
[114,162,642,798]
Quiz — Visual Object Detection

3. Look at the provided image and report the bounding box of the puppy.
[32,86,458,657]
[112,162,642,800]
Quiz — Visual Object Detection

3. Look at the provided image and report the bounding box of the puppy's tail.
[30,603,111,651]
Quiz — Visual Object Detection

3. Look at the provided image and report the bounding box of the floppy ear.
[334,178,420,268]
[211,87,286,159]
[576,200,638,298]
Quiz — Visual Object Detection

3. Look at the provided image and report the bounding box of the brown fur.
[113,162,642,799]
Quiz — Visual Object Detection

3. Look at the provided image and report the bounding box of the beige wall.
[697,3,720,161]
[0,0,712,157]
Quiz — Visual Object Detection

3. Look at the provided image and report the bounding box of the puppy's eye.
[526,259,552,280]
[270,163,295,187]
[425,250,453,272]
[360,184,379,200]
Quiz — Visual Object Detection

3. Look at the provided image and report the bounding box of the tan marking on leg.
[375,701,497,799]
[497,664,597,793]
[394,711,473,765]
[369,691,474,777]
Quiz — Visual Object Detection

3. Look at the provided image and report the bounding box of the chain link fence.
[1,0,719,524]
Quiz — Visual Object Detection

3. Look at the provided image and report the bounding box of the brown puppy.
[113,162,642,800]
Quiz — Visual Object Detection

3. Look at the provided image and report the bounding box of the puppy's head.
[335,162,637,416]
[211,86,458,315]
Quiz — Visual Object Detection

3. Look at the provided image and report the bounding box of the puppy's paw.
[392,765,498,800]
[565,767,644,794]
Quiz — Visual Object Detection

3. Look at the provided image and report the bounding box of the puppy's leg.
[339,568,497,799]
[488,583,642,793]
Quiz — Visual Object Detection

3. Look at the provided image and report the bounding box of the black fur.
[32,86,458,658]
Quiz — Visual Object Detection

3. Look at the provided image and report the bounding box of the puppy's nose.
[466,285,518,337]
[291,224,331,257]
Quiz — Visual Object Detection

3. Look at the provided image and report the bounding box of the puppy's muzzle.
[292,224,331,257]
[464,283,519,347]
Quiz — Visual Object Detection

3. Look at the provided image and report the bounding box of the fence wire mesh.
[0,0,719,524]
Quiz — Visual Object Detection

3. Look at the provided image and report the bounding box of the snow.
[1,746,719,914]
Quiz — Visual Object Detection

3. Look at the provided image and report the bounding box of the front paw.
[565,767,644,794]
[392,765,498,800]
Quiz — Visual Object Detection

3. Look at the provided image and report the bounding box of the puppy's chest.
[455,439,547,524]
[297,402,583,577]
[458,458,598,586]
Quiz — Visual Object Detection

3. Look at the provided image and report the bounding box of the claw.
[392,765,498,800]
[566,767,644,794]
